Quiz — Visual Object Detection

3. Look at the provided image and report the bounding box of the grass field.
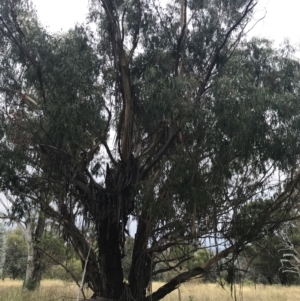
[0,279,299,301]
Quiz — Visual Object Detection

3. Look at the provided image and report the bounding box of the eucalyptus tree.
[2,228,27,280]
[2,0,300,300]
[0,191,49,290]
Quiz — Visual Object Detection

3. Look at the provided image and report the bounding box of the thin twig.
[77,244,92,301]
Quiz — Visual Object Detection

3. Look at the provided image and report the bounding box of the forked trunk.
[94,214,152,301]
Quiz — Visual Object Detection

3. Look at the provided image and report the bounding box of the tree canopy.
[1,0,300,300]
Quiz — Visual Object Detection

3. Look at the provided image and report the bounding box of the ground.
[0,279,298,301]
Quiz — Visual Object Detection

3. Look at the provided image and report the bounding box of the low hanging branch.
[148,245,237,301]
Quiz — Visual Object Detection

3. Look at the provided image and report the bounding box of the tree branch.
[0,87,38,106]
[35,245,83,292]
[148,245,237,301]
[174,0,187,76]
[198,0,257,97]
[139,129,180,180]
[101,0,134,163]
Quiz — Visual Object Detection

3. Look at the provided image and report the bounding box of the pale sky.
[249,0,300,47]
[31,0,300,47]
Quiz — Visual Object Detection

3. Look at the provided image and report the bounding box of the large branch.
[174,0,187,76]
[127,0,142,63]
[0,87,38,106]
[146,169,300,301]
[147,245,237,301]
[101,0,135,163]
[42,202,101,293]
[139,128,180,180]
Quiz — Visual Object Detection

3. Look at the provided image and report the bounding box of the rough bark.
[97,215,124,300]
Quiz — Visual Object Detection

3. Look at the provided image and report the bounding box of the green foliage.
[2,227,81,282]
[43,259,82,281]
[38,233,83,282]
[3,228,27,280]
[0,1,106,197]
[39,233,67,267]
[41,234,83,281]
[154,247,212,282]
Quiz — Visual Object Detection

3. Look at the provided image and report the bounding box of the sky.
[249,0,300,47]
[31,0,300,48]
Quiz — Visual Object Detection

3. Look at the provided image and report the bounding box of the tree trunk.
[97,218,124,300]
[23,240,45,290]
[23,211,46,290]
[89,159,138,299]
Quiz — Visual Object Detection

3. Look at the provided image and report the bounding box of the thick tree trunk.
[97,219,124,300]
[91,158,138,299]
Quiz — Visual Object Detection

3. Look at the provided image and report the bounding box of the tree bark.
[97,217,124,300]
[23,212,46,291]
[23,236,45,290]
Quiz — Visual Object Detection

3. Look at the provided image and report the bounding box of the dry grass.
[0,279,299,301]
[0,279,90,301]
[152,282,300,301]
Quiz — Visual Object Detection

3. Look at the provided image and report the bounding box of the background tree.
[2,1,300,300]
[32,231,83,283]
[237,220,300,286]
[2,227,83,283]
[0,221,6,278]
[242,237,290,285]
[3,228,27,280]
[0,191,81,289]
[0,191,48,290]
[276,221,300,283]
